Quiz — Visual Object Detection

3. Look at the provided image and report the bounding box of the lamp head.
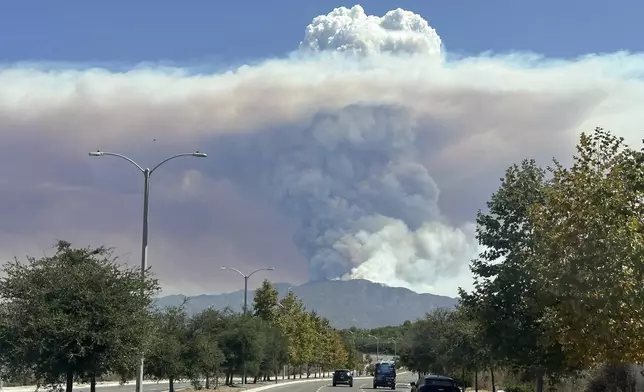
[89,151,104,157]
[192,151,207,158]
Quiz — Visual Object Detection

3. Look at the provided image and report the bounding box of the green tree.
[145,306,189,392]
[530,128,644,366]
[398,311,442,374]
[0,241,158,392]
[257,325,289,382]
[185,308,226,389]
[219,313,265,384]
[459,159,569,386]
[277,292,309,375]
[252,280,279,322]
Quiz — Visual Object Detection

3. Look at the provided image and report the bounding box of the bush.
[585,363,641,392]
[504,384,533,392]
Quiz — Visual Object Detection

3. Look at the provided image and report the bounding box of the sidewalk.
[1,374,332,392]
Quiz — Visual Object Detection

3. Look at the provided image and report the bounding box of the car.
[333,369,353,387]
[410,375,459,392]
[373,362,396,389]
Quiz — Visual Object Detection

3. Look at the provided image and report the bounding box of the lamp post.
[220,266,275,316]
[389,338,397,360]
[220,266,274,384]
[88,150,207,392]
[346,330,356,374]
[368,334,380,362]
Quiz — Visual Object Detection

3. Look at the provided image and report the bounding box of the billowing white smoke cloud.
[300,5,442,57]
[1,5,644,295]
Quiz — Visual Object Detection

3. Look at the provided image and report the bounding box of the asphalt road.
[260,372,415,392]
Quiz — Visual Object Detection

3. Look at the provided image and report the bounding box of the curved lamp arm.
[89,151,144,173]
[248,267,275,278]
[220,266,246,278]
[150,152,207,174]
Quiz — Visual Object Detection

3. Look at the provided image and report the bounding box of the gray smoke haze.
[1,5,644,295]
[209,104,479,291]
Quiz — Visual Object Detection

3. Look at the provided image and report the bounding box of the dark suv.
[373,362,396,389]
[333,369,353,387]
[411,375,459,392]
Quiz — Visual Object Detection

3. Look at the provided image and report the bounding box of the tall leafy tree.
[0,241,158,392]
[459,159,569,385]
[252,280,279,321]
[219,313,265,384]
[145,306,189,392]
[530,128,644,366]
[185,308,226,389]
[277,292,309,373]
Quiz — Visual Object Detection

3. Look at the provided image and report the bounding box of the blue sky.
[0,0,641,65]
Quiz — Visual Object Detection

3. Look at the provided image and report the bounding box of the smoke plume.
[206,6,481,291]
[1,5,643,295]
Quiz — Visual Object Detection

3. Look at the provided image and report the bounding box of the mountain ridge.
[156,279,458,328]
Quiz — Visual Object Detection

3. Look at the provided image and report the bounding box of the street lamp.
[389,338,398,360]
[220,266,275,316]
[346,331,356,375]
[88,150,207,392]
[220,266,274,384]
[368,334,380,362]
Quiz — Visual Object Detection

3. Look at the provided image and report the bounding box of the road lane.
[307,371,412,392]
[355,372,413,392]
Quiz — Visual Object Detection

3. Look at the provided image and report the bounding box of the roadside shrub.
[504,383,533,392]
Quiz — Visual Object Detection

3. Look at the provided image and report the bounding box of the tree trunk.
[474,369,478,392]
[65,369,74,392]
[90,374,96,392]
[490,367,496,392]
[535,368,544,392]
[169,376,174,392]
[205,373,211,389]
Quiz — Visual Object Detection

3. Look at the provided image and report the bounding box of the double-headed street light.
[220,266,275,316]
[220,266,274,384]
[368,334,380,362]
[88,150,207,392]
[389,338,398,360]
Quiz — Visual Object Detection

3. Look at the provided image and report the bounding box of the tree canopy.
[0,241,159,392]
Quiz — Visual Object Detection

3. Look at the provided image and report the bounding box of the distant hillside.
[156,279,457,328]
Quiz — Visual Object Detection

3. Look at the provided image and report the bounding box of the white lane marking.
[359,383,370,392]
[316,384,334,392]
